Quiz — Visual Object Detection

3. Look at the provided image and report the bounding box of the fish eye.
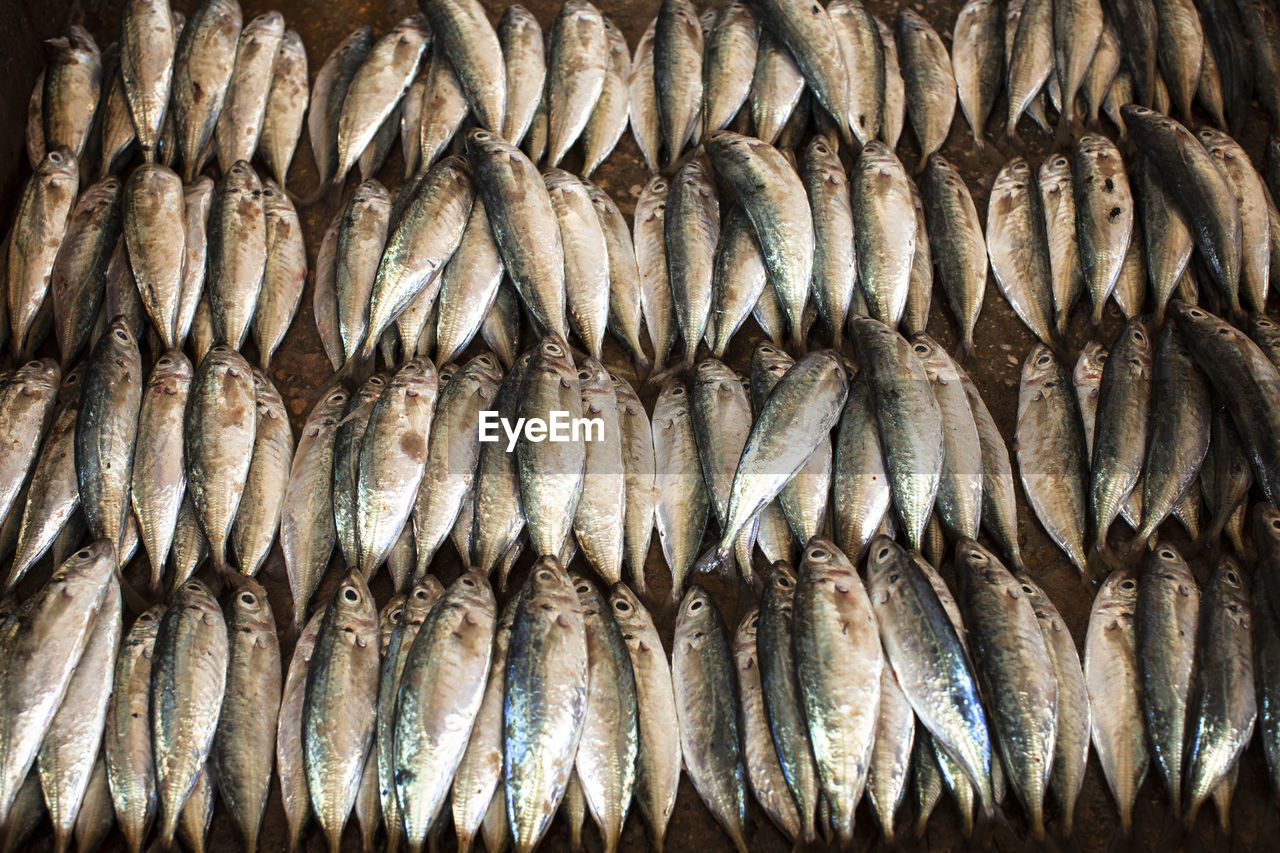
[1188,309,1205,318]
[1119,579,1136,591]
[114,329,128,341]
[672,386,684,395]
[537,570,553,581]
[1036,354,1051,366]
[473,131,490,140]
[760,346,774,354]
[414,589,428,599]
[1225,571,1240,585]
[546,343,562,355]
[689,599,703,611]
[613,599,630,612]
[1160,549,1175,560]
[576,583,590,594]
[1272,519,1280,531]
[888,573,899,583]
[76,549,90,559]
[158,357,171,367]
[343,587,359,602]
[462,577,476,587]
[187,583,202,592]
[878,547,890,561]
[478,356,492,366]
[1133,330,1145,343]
[809,548,827,560]
[913,343,930,356]
[970,551,987,563]
[1021,584,1035,595]
[578,370,590,381]
[240,592,256,606]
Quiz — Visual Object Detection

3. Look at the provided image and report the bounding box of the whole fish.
[0,359,61,535]
[702,0,757,135]
[852,317,942,549]
[580,19,630,177]
[105,604,163,853]
[914,334,983,540]
[281,384,348,627]
[733,608,801,842]
[42,26,101,159]
[303,572,379,853]
[852,142,915,328]
[1135,158,1194,324]
[35,574,119,853]
[174,178,212,347]
[897,10,956,166]
[828,0,884,145]
[628,19,661,173]
[229,369,292,577]
[471,352,529,573]
[213,11,282,171]
[309,27,375,185]
[1198,127,1271,312]
[416,48,469,173]
[276,610,323,853]
[794,540,882,845]
[259,29,308,187]
[953,363,1021,568]
[955,540,1056,838]
[253,182,306,367]
[987,158,1054,344]
[666,159,719,366]
[119,0,175,156]
[652,377,708,599]
[877,16,906,147]
[571,360,625,584]
[1125,106,1241,313]
[866,664,914,842]
[1053,0,1103,126]
[51,176,121,366]
[673,586,748,852]
[1016,345,1089,573]
[467,129,568,339]
[1135,546,1199,813]
[1037,154,1083,333]
[1072,135,1133,324]
[635,174,675,369]
[802,136,856,348]
[171,0,242,182]
[149,579,228,847]
[184,346,255,573]
[130,351,191,590]
[413,353,501,577]
[1073,341,1107,457]
[334,16,430,187]
[356,357,437,578]
[364,158,473,359]
[610,377,656,597]
[690,359,751,566]
[951,0,1001,146]
[545,170,609,360]
[867,538,994,814]
[832,374,891,562]
[76,319,138,559]
[1136,326,1209,543]
[704,130,813,351]
[920,154,986,357]
[396,571,495,849]
[1084,568,1147,833]
[500,5,545,146]
[213,579,280,852]
[708,205,767,358]
[653,0,703,166]
[419,0,506,133]
[504,557,588,853]
[747,0,852,139]
[8,148,78,358]
[6,367,85,591]
[333,180,391,363]
[1091,318,1152,553]
[207,160,266,349]
[749,30,805,146]
[123,163,184,348]
[0,542,113,819]
[1180,557,1254,823]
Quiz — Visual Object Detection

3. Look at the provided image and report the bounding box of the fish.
[666,159,719,366]
[123,163,185,348]
[628,19,661,173]
[748,0,852,140]
[672,586,748,852]
[1084,567,1147,833]
[395,570,495,850]
[913,334,983,541]
[852,142,915,329]
[571,359,625,584]
[580,19,630,177]
[832,373,891,562]
[1072,135,1133,324]
[748,30,805,147]
[42,26,102,159]
[954,540,1056,838]
[920,154,986,357]
[281,383,349,628]
[896,10,956,166]
[500,5,545,146]
[253,181,306,368]
[801,136,856,349]
[229,369,292,577]
[50,175,121,368]
[704,130,814,351]
[1090,318,1152,553]
[653,0,703,166]
[794,540,883,844]
[635,175,675,370]
[303,571,380,853]
[1125,106,1241,313]
[1166,556,1250,828]
[1037,153,1083,334]
[419,0,506,133]
[545,170,609,360]
[259,29,308,187]
[416,48,469,174]
[213,579,281,851]
[129,351,191,591]
[309,26,375,186]
[471,352,529,574]
[1053,0,1103,128]
[951,0,1001,146]
[1198,127,1271,312]
[149,579,228,847]
[867,538,994,813]
[214,11,283,172]
[207,160,266,349]
[652,376,708,599]
[504,557,588,853]
[171,0,242,182]
[8,148,78,358]
[334,16,430,188]
[119,0,176,156]
[987,158,1055,344]
[702,0,758,135]
[467,129,569,340]
[105,605,163,853]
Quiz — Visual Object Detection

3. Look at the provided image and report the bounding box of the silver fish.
[259,29,308,187]
[419,0,506,133]
[309,26,375,186]
[171,0,242,182]
[119,0,176,156]
[500,5,545,146]
[213,11,283,172]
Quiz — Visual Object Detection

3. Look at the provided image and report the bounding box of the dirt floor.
[5,0,1280,849]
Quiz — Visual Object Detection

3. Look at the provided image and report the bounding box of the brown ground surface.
[3,0,1280,850]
